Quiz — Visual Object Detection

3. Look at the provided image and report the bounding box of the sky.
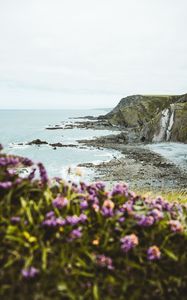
[0,0,187,109]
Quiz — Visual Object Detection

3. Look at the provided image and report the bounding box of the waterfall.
[152,104,175,142]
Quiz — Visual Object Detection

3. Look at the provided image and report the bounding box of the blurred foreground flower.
[120,234,139,252]
[147,246,161,261]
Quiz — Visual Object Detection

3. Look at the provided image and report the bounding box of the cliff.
[104,94,187,143]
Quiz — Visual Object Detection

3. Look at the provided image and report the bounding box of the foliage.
[1,145,187,300]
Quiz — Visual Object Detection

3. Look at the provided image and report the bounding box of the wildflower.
[0,156,20,167]
[95,254,114,270]
[147,246,161,261]
[22,266,39,279]
[28,168,36,181]
[42,217,57,227]
[101,207,114,217]
[118,216,125,223]
[149,209,163,221]
[111,183,129,196]
[95,182,105,190]
[120,234,139,252]
[92,204,100,212]
[46,211,55,219]
[52,195,68,209]
[80,200,88,210]
[21,157,33,167]
[103,199,115,210]
[6,169,17,176]
[168,220,184,233]
[79,213,88,223]
[69,228,82,240]
[137,215,154,227]
[120,201,133,214]
[11,216,21,224]
[38,162,48,184]
[0,181,12,189]
[66,215,80,225]
[56,217,66,226]
[92,238,100,245]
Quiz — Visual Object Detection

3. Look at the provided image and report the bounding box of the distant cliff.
[103,94,187,143]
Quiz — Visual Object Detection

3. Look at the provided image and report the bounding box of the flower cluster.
[1,149,187,300]
[120,234,139,253]
[147,246,161,261]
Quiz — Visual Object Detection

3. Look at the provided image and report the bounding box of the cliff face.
[105,94,187,143]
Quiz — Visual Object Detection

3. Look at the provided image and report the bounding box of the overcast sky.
[0,0,186,109]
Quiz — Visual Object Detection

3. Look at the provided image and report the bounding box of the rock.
[46,126,64,130]
[50,143,64,147]
[28,139,48,145]
[141,101,187,143]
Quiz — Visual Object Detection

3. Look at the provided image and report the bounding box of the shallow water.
[0,109,120,179]
[146,142,187,172]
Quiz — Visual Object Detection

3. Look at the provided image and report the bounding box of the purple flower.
[79,213,88,223]
[14,178,22,185]
[6,169,17,176]
[118,216,125,223]
[0,156,20,167]
[69,228,82,240]
[28,168,36,181]
[168,220,183,233]
[66,215,80,225]
[95,254,114,270]
[137,215,154,227]
[80,200,88,210]
[38,162,48,184]
[11,216,21,224]
[111,183,129,196]
[46,211,55,219]
[0,181,12,189]
[56,217,66,226]
[22,266,39,278]
[120,201,133,214]
[147,246,161,261]
[21,157,33,167]
[120,234,139,253]
[42,217,57,227]
[52,195,68,209]
[95,182,105,190]
[101,207,114,217]
[149,209,163,221]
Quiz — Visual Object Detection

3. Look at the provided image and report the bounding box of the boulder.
[28,139,48,145]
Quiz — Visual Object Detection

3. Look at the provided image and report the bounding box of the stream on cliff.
[146,142,187,172]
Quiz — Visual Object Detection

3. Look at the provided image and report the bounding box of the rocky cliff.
[103,94,187,143]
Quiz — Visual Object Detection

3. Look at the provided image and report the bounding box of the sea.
[0,109,120,180]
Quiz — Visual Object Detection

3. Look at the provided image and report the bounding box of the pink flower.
[147,246,161,260]
[168,220,183,233]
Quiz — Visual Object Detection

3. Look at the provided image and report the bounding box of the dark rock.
[28,139,48,145]
[50,143,64,147]
[46,126,64,130]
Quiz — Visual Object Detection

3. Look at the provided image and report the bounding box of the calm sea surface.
[0,109,120,179]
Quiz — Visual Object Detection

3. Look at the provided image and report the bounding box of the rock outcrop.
[103,94,187,143]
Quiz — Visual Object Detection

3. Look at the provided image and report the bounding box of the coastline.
[76,124,187,192]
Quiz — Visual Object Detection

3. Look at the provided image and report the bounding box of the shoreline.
[77,131,187,192]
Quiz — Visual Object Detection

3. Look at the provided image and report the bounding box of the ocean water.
[0,109,120,179]
[146,142,187,172]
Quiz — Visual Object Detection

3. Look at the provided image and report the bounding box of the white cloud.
[0,0,187,108]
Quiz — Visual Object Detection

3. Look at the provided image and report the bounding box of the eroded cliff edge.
[100,94,187,143]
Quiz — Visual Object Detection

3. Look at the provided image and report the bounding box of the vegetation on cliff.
[104,94,187,143]
[1,145,187,299]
